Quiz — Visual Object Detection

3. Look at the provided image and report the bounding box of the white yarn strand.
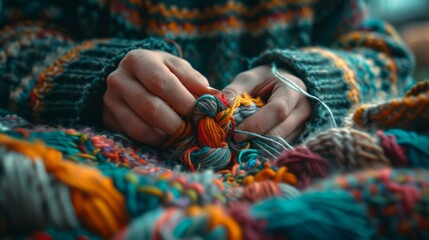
[271,62,337,128]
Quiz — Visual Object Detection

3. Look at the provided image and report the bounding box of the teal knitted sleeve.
[250,0,415,141]
[0,1,179,127]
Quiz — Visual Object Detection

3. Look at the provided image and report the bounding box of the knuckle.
[123,49,140,64]
[148,70,172,92]
[140,98,162,115]
[171,57,191,67]
[122,49,154,66]
[106,71,120,86]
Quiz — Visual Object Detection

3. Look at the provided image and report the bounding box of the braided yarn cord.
[1,81,429,239]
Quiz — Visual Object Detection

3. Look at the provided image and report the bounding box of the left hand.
[222,65,311,142]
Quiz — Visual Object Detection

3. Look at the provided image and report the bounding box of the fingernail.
[207,87,220,94]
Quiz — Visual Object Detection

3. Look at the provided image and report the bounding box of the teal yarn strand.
[385,129,429,168]
[238,149,259,166]
[194,94,227,119]
[110,170,170,218]
[250,190,373,240]
[187,146,232,171]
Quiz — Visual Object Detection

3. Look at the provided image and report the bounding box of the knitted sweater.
[2,1,429,239]
[0,0,414,137]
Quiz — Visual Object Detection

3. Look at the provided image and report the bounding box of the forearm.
[0,22,180,127]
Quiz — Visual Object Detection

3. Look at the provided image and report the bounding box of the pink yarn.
[377,131,408,167]
[276,147,333,189]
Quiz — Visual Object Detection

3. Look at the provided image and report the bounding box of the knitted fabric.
[1,80,429,239]
[0,0,425,239]
[0,0,415,137]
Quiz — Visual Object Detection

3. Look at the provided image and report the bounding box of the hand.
[103,49,218,146]
[222,65,311,142]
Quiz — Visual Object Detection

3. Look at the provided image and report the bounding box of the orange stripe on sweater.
[147,7,313,36]
[145,0,314,19]
[306,48,360,105]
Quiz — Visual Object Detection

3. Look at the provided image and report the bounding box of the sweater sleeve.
[0,1,180,127]
[250,0,415,140]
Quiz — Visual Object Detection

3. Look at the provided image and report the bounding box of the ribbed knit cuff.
[250,48,357,141]
[32,37,180,127]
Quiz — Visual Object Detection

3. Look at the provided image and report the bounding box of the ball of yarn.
[163,93,288,173]
[276,146,333,188]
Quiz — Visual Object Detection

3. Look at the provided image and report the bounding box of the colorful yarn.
[0,0,423,238]
[2,85,429,239]
[353,81,429,131]
[311,168,429,238]
[109,169,226,218]
[2,125,429,239]
[0,134,128,238]
[123,205,243,239]
[275,126,429,189]
[276,127,393,188]
[242,181,300,203]
[163,93,291,176]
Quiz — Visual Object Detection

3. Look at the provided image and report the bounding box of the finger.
[235,79,303,140]
[133,60,202,116]
[103,108,124,134]
[163,55,220,96]
[266,111,308,140]
[235,100,292,142]
[111,100,168,146]
[114,75,183,136]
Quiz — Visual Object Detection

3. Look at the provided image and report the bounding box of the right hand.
[103,49,218,146]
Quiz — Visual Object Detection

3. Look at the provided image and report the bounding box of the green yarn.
[250,190,374,240]
[386,129,429,168]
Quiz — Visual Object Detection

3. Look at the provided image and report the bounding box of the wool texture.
[1,80,429,239]
[0,0,427,239]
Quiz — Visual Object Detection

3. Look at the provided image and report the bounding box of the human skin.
[103,50,311,146]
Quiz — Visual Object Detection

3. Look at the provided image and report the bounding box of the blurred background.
[367,0,429,80]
